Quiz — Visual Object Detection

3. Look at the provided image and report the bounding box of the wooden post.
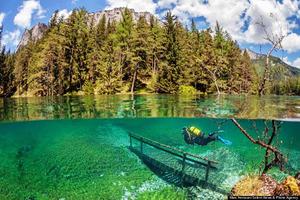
[129,135,132,147]
[205,161,211,182]
[181,153,187,184]
[181,153,186,173]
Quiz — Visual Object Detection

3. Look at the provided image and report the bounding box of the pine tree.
[63,8,89,92]
[147,16,165,92]
[14,42,33,95]
[0,26,16,97]
[156,11,181,93]
[115,8,135,92]
[179,19,200,89]
[28,11,67,96]
[198,29,218,93]
[96,20,123,94]
[2,9,268,97]
[212,22,231,93]
[130,15,150,93]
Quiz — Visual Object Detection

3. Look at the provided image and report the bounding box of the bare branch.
[231,118,287,174]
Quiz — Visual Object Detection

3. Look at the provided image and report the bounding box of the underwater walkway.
[128,133,221,189]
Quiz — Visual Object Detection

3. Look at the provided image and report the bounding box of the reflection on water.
[0,94,300,121]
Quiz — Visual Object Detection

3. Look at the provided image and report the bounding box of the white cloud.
[283,56,300,69]
[291,57,300,69]
[2,29,22,47]
[242,0,298,44]
[0,12,5,26]
[154,0,300,53]
[157,0,177,9]
[283,56,292,65]
[282,33,300,53]
[106,0,157,14]
[57,9,72,20]
[14,0,46,29]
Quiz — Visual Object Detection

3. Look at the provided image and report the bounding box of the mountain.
[18,7,154,49]
[246,49,300,77]
[17,8,300,79]
[88,7,153,25]
[17,23,48,49]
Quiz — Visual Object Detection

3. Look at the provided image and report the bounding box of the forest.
[0,8,299,97]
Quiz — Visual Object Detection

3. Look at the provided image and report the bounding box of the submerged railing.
[128,133,218,183]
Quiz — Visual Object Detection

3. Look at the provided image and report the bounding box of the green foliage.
[178,85,197,95]
[82,81,95,95]
[0,30,16,97]
[156,11,181,93]
[1,8,283,97]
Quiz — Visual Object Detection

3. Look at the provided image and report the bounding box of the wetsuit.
[182,128,218,146]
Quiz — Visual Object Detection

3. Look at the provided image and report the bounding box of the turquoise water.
[0,117,299,199]
[0,95,300,199]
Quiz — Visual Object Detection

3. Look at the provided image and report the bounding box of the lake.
[0,94,299,199]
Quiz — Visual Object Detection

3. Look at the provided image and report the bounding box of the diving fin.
[217,136,232,145]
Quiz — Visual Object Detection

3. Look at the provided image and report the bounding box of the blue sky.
[1,0,300,68]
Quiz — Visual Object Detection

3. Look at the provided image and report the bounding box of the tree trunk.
[259,55,269,96]
[130,64,138,94]
[214,77,221,95]
[259,44,276,96]
[202,65,220,95]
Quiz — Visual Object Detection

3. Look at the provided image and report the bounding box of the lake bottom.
[0,118,299,199]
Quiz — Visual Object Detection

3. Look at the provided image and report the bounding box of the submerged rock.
[274,176,300,196]
[231,173,300,196]
[230,175,277,196]
[295,172,300,180]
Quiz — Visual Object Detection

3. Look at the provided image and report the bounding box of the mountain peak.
[88,7,153,25]
[245,48,264,60]
[17,23,48,49]
[17,8,155,49]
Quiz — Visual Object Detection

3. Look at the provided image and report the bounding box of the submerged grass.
[0,118,299,199]
[0,119,187,199]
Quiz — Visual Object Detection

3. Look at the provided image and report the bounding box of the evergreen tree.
[0,26,15,97]
[14,42,33,95]
[115,8,135,92]
[0,8,279,97]
[96,20,123,94]
[179,19,200,89]
[198,29,218,93]
[147,16,165,92]
[156,11,181,93]
[63,8,89,92]
[130,15,150,93]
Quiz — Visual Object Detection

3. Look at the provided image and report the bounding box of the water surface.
[0,94,300,121]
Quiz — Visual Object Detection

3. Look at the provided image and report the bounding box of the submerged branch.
[231,118,286,174]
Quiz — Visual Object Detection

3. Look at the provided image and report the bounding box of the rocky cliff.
[245,48,264,60]
[88,7,153,25]
[17,23,48,49]
[18,8,154,49]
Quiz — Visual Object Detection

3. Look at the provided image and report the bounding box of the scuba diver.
[182,126,232,146]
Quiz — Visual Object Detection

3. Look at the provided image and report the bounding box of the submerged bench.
[128,133,218,184]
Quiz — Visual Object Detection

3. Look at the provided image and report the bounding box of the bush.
[178,85,197,95]
[82,81,95,95]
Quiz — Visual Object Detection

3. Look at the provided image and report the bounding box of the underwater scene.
[0,95,299,199]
